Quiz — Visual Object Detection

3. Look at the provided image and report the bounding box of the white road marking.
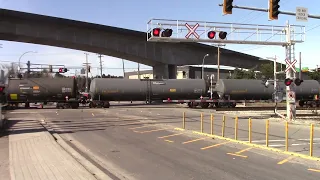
[251,138,320,143]
[269,142,320,147]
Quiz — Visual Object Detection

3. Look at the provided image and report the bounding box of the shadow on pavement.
[1,119,46,137]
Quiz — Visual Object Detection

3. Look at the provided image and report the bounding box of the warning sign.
[287,91,295,103]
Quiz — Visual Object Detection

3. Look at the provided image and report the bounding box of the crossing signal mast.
[146,1,306,121]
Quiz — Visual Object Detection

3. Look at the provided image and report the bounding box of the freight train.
[2,77,320,109]
[5,77,81,109]
[185,79,320,108]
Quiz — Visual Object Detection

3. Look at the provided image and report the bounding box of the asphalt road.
[8,103,318,180]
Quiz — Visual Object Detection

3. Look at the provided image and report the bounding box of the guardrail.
[180,111,319,161]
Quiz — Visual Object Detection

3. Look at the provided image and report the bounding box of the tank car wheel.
[298,101,305,107]
[200,103,209,109]
[215,103,221,108]
[103,102,110,108]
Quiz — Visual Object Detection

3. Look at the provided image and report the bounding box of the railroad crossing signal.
[59,68,68,73]
[284,78,293,86]
[285,59,297,73]
[294,78,303,86]
[223,0,233,15]
[284,78,304,86]
[185,23,200,39]
[269,0,280,20]
[150,28,173,38]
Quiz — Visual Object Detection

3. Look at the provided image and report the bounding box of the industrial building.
[124,66,233,80]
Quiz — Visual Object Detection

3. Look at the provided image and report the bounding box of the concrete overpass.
[0,8,272,79]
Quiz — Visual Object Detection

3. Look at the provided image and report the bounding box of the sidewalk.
[8,118,98,180]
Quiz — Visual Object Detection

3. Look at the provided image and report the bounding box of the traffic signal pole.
[218,4,320,19]
[285,22,296,121]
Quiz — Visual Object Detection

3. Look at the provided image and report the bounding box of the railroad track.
[215,106,315,111]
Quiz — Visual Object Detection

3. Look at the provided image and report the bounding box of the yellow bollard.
[285,121,289,151]
[249,118,252,143]
[266,120,269,147]
[182,112,186,129]
[310,124,314,157]
[200,113,204,133]
[222,115,226,137]
[210,114,214,135]
[235,116,238,140]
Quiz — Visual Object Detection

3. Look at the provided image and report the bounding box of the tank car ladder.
[145,79,152,104]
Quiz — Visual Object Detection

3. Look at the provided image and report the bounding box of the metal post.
[235,116,238,140]
[222,115,226,137]
[202,54,209,79]
[299,52,302,79]
[210,74,215,99]
[285,22,296,121]
[84,53,89,92]
[18,51,37,74]
[138,63,141,79]
[310,124,314,156]
[217,46,220,81]
[122,59,125,77]
[98,54,103,77]
[183,112,186,129]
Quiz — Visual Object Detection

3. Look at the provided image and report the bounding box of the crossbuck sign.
[285,59,297,73]
[185,23,200,39]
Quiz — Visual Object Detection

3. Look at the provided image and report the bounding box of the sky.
[0,0,319,76]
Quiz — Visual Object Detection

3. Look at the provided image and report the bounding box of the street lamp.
[202,54,209,79]
[18,51,37,73]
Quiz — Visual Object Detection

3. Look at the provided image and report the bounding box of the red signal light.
[161,29,173,37]
[207,31,216,39]
[0,86,4,92]
[219,31,228,39]
[284,78,293,86]
[152,28,161,37]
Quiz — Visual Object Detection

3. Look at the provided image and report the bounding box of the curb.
[192,131,320,162]
[39,120,113,180]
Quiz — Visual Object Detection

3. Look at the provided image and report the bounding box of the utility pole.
[98,54,103,77]
[122,59,125,77]
[84,53,90,92]
[217,44,225,81]
[138,63,140,79]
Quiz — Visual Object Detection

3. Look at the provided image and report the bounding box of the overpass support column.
[168,64,177,79]
[153,64,168,79]
[153,64,177,79]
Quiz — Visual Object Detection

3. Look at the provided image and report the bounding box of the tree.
[259,62,285,80]
[230,68,256,79]
[307,71,320,81]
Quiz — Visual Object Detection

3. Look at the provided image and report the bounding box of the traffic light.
[152,28,161,37]
[207,31,216,39]
[219,31,228,39]
[284,78,293,86]
[161,29,173,37]
[294,78,303,86]
[88,66,91,73]
[269,0,280,20]
[223,0,233,15]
